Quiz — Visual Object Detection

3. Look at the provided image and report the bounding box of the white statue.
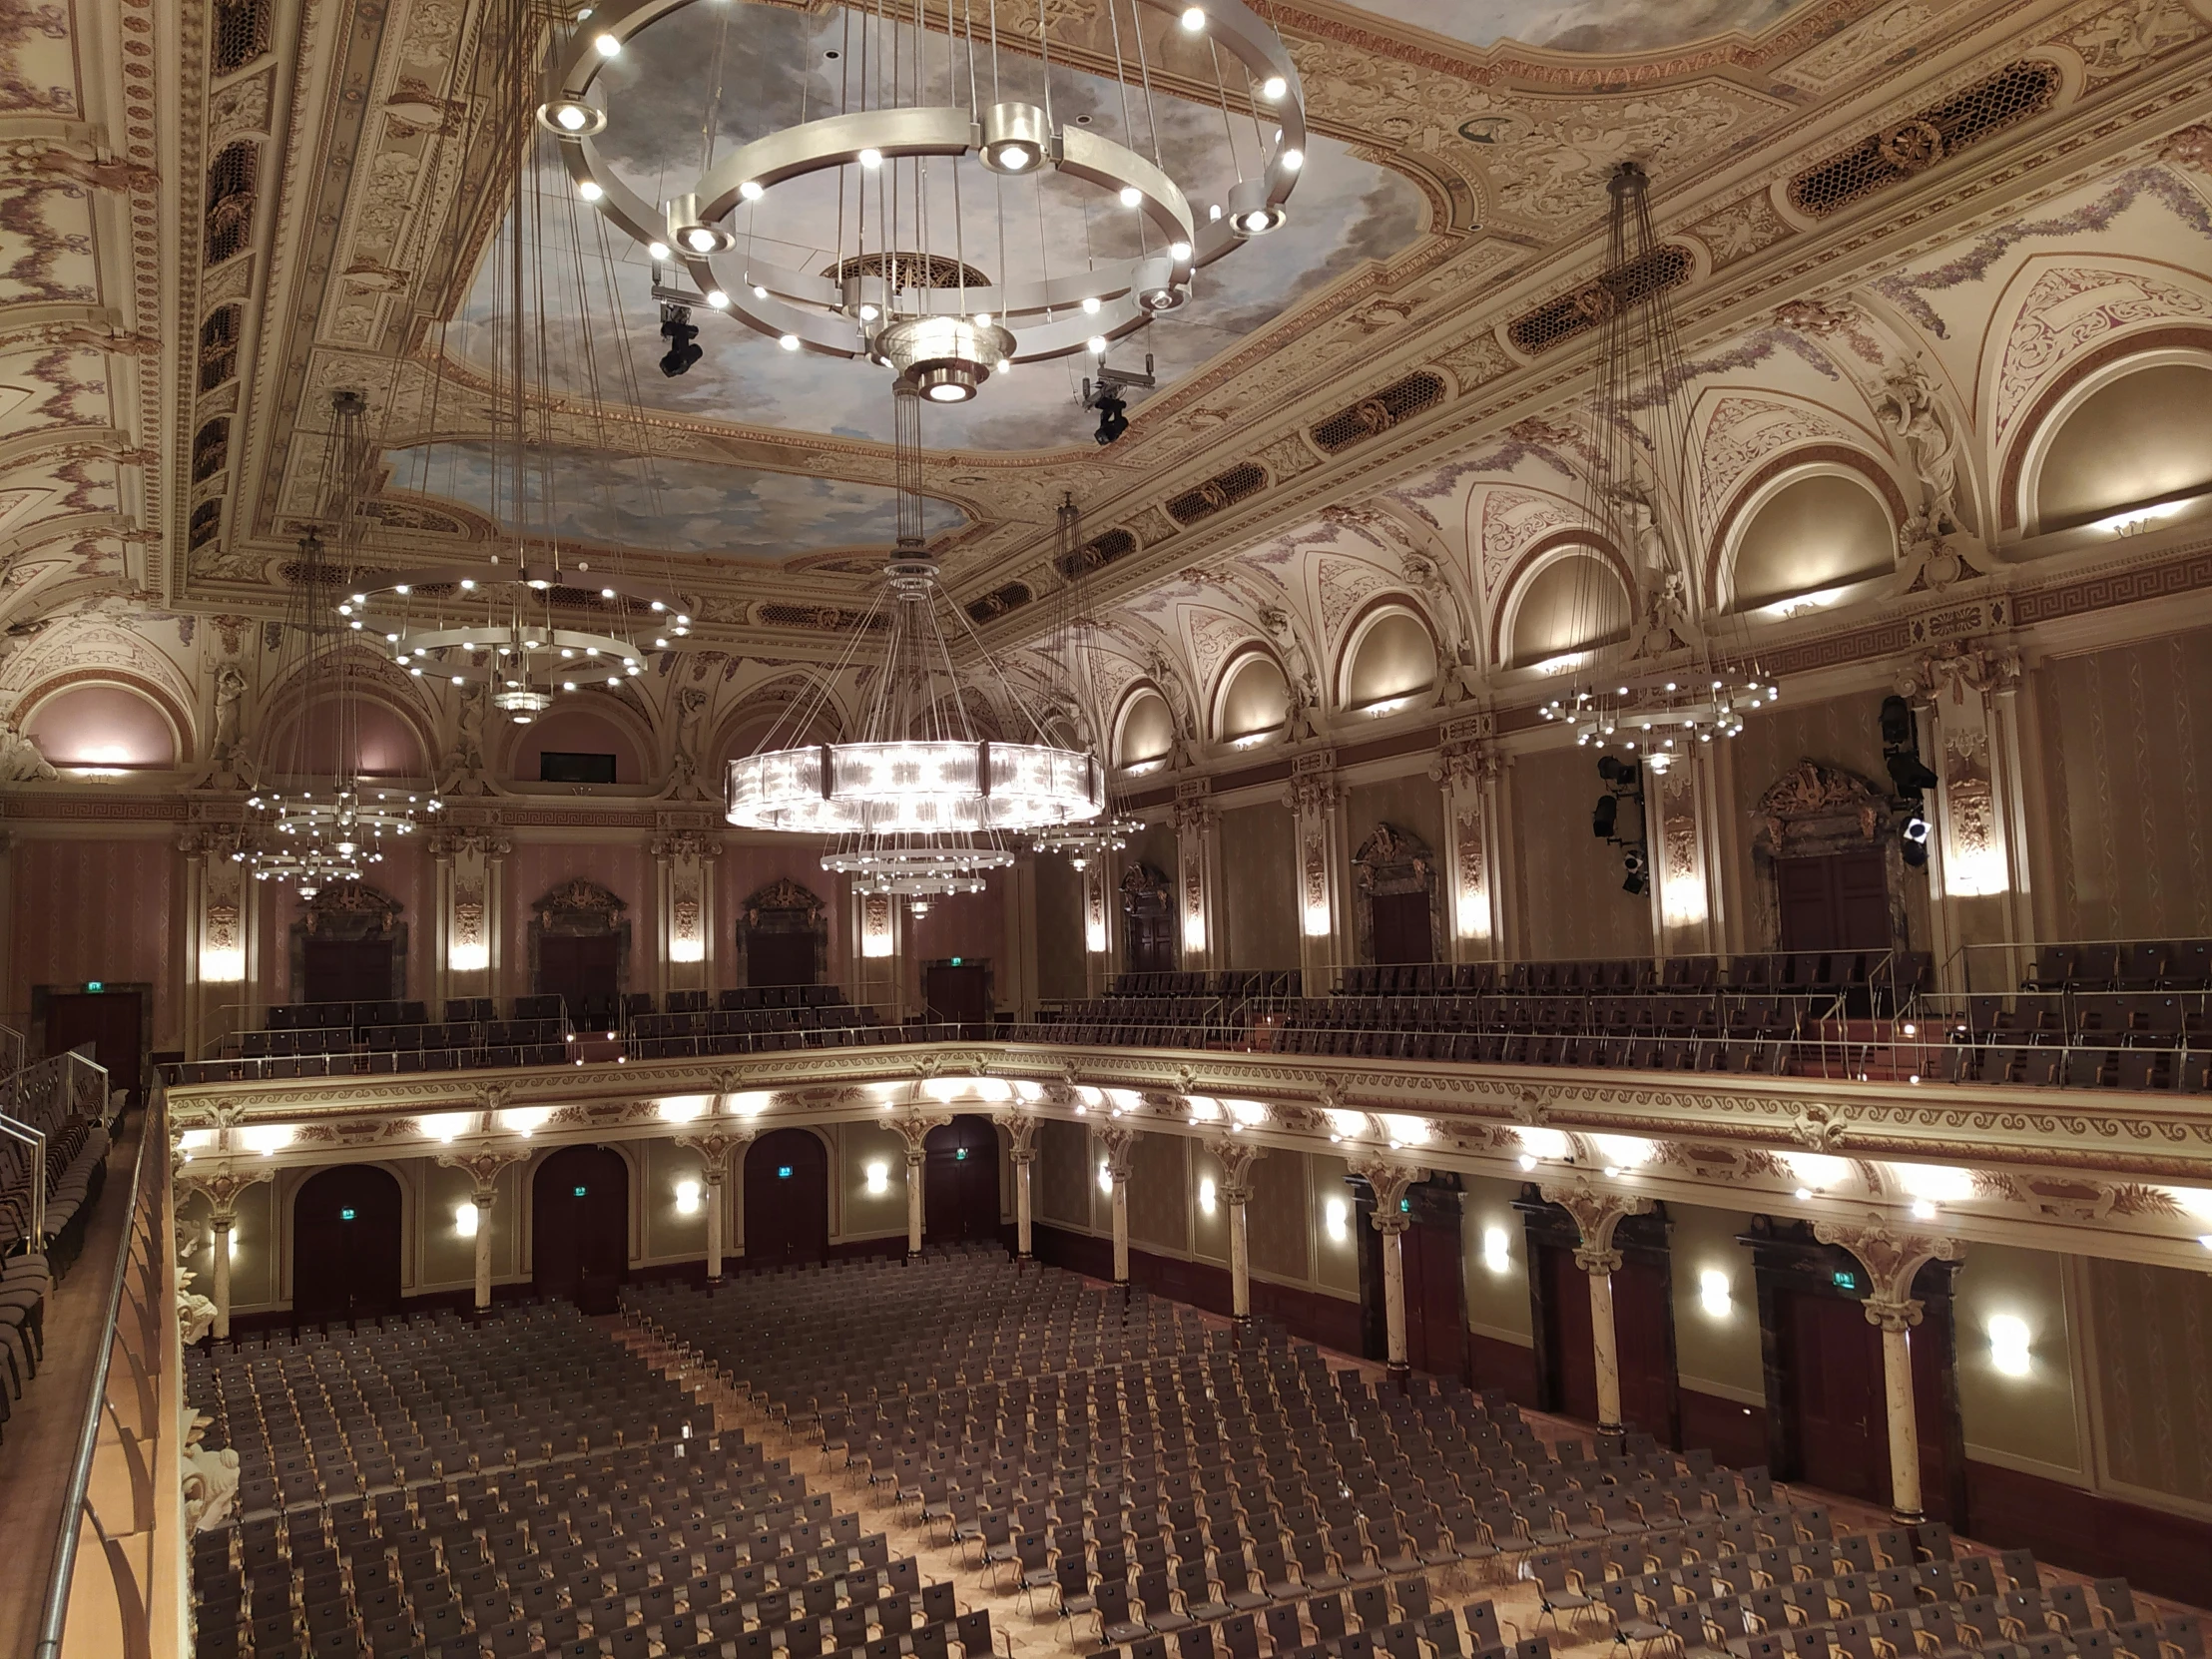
[667,685,709,798]
[1876,356,1963,537]
[181,1405,241,1533]
[439,683,488,795]
[0,717,55,782]
[1256,605,1323,739]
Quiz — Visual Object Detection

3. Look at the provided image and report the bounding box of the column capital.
[673,1128,755,1173]
[436,1146,531,1204]
[1372,1210,1410,1236]
[1283,774,1344,815]
[650,827,724,861]
[887,1111,951,1156]
[1206,1135,1266,1185]
[1574,1245,1624,1276]
[427,826,512,860]
[1348,1156,1420,1216]
[1814,1215,1964,1303]
[1096,1122,1136,1180]
[1863,1295,1924,1333]
[1005,1113,1039,1161]
[1539,1174,1653,1259]
[176,1163,273,1223]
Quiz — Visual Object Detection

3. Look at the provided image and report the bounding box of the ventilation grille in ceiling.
[1165,460,1268,527]
[757,602,888,631]
[1506,244,1693,356]
[1788,60,2060,219]
[1056,526,1138,579]
[965,581,1033,623]
[1311,370,1446,454]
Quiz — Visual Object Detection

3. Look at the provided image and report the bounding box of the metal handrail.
[0,1112,47,1245]
[33,1092,164,1659]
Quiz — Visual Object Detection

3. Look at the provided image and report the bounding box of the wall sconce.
[1302,900,1332,938]
[668,936,706,964]
[1987,1314,2031,1377]
[865,1161,889,1195]
[200,945,246,983]
[1324,1196,1349,1242]
[449,941,491,974]
[1454,882,1490,943]
[1699,1269,1732,1319]
[675,1180,702,1215]
[1198,1177,1217,1215]
[1482,1226,1511,1275]
[455,1203,479,1238]
[1098,1161,1115,1197]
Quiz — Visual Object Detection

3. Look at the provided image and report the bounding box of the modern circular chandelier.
[726,386,1103,906]
[343,563,689,725]
[538,0,1309,397]
[1540,670,1780,773]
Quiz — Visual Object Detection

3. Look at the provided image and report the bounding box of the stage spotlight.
[1886,750,1938,794]
[1592,795,1618,839]
[1622,848,1649,895]
[658,303,702,377]
[1596,754,1633,786]
[1094,388,1129,445]
[1880,694,1916,749]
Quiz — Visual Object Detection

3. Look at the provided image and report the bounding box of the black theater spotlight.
[1592,794,1618,839]
[1886,749,1939,795]
[1092,388,1129,445]
[1902,810,1932,869]
[659,302,702,377]
[1622,847,1649,895]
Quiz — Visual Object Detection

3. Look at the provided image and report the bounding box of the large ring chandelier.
[539,0,1308,397]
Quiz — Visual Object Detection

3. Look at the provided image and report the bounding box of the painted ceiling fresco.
[380,441,966,558]
[1329,0,1821,53]
[438,0,1426,451]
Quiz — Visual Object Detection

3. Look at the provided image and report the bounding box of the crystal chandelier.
[243,390,437,898]
[537,0,1307,396]
[1540,162,1779,775]
[1031,493,1142,868]
[726,385,1101,909]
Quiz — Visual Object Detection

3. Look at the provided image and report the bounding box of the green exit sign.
[340,1208,356,1222]
[84,981,103,993]
[1832,1270,1859,1291]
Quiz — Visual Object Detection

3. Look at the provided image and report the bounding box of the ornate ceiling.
[5,0,2212,777]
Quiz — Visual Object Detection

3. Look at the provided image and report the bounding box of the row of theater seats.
[1333,952,1929,1006]
[2023,939,2212,992]
[1111,973,1305,999]
[0,1055,112,1441]
[186,1302,995,1659]
[622,1254,2197,1659]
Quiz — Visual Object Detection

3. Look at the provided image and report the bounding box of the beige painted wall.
[1034,852,1090,1001]
[1508,746,1653,960]
[1953,1243,2085,1482]
[1128,1130,1190,1253]
[1666,1204,1764,1402]
[1036,1117,1091,1227]
[1218,802,1300,970]
[1346,775,1446,864]
[836,1118,920,1243]
[2082,1256,2212,1508]
[1459,1175,1532,1345]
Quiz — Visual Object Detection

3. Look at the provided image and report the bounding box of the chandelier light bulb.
[1280,147,1303,172]
[578,180,604,201]
[1087,334,1108,354]
[858,302,880,321]
[858,147,882,169]
[1081,294,1101,313]
[780,333,801,350]
[1119,186,1142,208]
[648,241,670,261]
[1261,74,1287,100]
[706,288,730,308]
[738,180,764,201]
[1169,241,1192,262]
[592,31,620,55]
[1180,5,1205,28]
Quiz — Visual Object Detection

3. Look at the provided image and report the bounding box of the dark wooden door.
[291,1165,403,1322]
[1778,1288,1887,1502]
[1613,1255,1679,1447]
[538,934,620,1027]
[923,1114,1000,1244]
[745,1129,829,1266]
[1125,904,1174,974]
[1539,1243,1601,1422]
[747,930,817,987]
[923,962,988,1027]
[1399,1217,1465,1378]
[43,989,141,1104]
[1371,890,1434,965]
[532,1145,629,1309]
[303,937,394,1006]
[1776,849,1892,952]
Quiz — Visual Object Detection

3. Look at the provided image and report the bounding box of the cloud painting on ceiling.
[381,441,964,559]
[445,0,1424,451]
[1332,0,1818,52]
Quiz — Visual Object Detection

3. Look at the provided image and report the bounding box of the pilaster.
[181,812,255,1058]
[1647,748,1725,958]
[176,1164,273,1340]
[1173,781,1220,969]
[1081,862,1116,995]
[1430,717,1504,961]
[429,820,510,1011]
[652,816,723,1001]
[1285,751,1347,985]
[1097,1124,1136,1285]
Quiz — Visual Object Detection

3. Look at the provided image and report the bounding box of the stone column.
[652,820,722,1001]
[675,1130,753,1283]
[852,888,902,1017]
[890,1113,950,1261]
[438,1149,530,1312]
[178,1167,271,1342]
[1007,1116,1039,1260]
[1173,784,1219,970]
[1544,1178,1655,1446]
[181,817,254,1058]
[1081,862,1115,996]
[1430,719,1504,961]
[1351,1159,1419,1386]
[430,823,510,1011]
[1899,640,2031,987]
[1816,1219,1963,1525]
[1286,754,1347,987]
[1211,1138,1266,1322]
[1098,1125,1135,1287]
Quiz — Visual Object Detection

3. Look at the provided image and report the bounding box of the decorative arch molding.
[1334,595,1440,713]
[2000,327,2212,534]
[1110,681,1181,768]
[262,649,441,779]
[1706,445,1909,612]
[14,666,196,765]
[1208,644,1290,743]
[1488,528,1635,670]
[733,877,829,989]
[1351,822,1442,966]
[1745,759,1913,956]
[491,690,659,786]
[709,674,849,765]
[518,1138,643,1271]
[287,882,408,1004]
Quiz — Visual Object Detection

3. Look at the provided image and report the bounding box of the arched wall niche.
[21,681,182,769]
[712,677,846,768]
[15,668,196,766]
[264,691,430,780]
[1114,687,1177,767]
[1338,602,1437,711]
[2000,327,2212,533]
[1497,539,1634,670]
[1213,650,1290,742]
[502,703,648,785]
[1723,466,1900,612]
[2021,350,2212,535]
